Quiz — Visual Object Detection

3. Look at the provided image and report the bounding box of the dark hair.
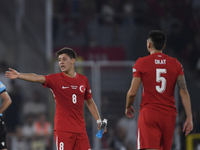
[56,47,77,59]
[148,30,167,50]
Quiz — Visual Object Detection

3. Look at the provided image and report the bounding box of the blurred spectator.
[21,114,34,141]
[109,126,134,150]
[117,116,137,149]
[122,0,135,26]
[31,113,53,150]
[22,90,47,119]
[101,0,115,25]
[10,126,28,150]
[4,80,23,133]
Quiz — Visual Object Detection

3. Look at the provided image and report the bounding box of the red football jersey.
[43,72,92,133]
[133,53,184,116]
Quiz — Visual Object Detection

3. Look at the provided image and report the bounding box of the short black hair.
[56,47,77,59]
[148,30,167,50]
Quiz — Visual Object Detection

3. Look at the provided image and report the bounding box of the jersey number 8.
[72,94,77,104]
[156,69,167,93]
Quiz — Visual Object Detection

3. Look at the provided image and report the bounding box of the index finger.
[9,68,14,71]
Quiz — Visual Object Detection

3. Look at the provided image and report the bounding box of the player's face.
[58,54,75,72]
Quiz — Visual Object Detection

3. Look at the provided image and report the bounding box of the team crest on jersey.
[133,68,137,73]
[79,85,86,93]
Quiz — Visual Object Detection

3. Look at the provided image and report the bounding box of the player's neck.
[63,69,76,78]
[150,49,163,55]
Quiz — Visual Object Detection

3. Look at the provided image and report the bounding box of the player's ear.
[71,58,76,64]
[147,41,151,49]
[147,39,151,49]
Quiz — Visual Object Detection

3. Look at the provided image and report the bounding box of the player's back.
[133,53,184,116]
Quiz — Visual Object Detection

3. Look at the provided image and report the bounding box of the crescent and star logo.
[79,85,85,93]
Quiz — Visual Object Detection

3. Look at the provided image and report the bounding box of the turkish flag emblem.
[79,85,85,93]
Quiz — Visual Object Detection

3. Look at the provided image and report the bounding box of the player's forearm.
[126,77,141,108]
[177,75,192,119]
[18,73,45,83]
[180,90,192,119]
[126,91,136,108]
[0,97,12,114]
[86,99,101,121]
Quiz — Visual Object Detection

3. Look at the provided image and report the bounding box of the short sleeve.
[176,59,184,76]
[0,82,6,94]
[84,78,92,100]
[133,58,142,78]
[43,74,54,88]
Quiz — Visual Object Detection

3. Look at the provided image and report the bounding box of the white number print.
[156,69,167,93]
[59,142,64,150]
[72,94,77,104]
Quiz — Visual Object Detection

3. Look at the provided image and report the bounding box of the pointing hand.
[5,68,19,79]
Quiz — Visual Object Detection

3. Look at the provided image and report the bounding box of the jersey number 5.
[156,69,167,93]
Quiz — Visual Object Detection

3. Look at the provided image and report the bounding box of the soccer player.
[125,30,193,150]
[0,81,12,150]
[5,47,106,150]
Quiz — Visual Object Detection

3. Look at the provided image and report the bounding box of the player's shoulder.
[0,81,6,91]
[45,72,61,77]
[0,81,5,87]
[76,73,88,80]
[165,54,181,64]
[136,55,151,63]
[76,73,90,84]
[134,56,149,67]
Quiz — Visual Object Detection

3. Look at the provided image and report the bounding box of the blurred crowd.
[53,0,200,78]
[0,61,53,150]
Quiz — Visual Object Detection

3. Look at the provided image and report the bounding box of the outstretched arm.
[177,75,193,136]
[0,91,12,114]
[85,98,106,133]
[5,68,46,84]
[125,77,141,118]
